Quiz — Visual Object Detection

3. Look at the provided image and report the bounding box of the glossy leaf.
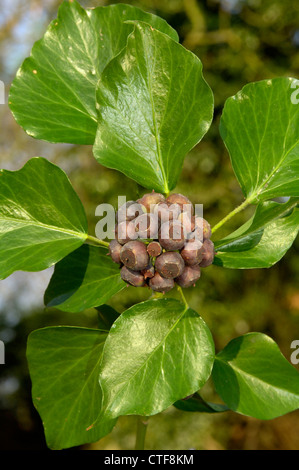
[99,298,215,418]
[93,21,214,193]
[44,245,125,313]
[0,157,87,279]
[27,327,116,449]
[174,393,229,413]
[212,333,299,420]
[214,199,299,268]
[220,77,299,202]
[9,1,178,145]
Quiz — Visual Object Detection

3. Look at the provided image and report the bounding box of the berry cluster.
[108,192,215,292]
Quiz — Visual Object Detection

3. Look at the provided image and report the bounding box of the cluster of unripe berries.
[108,191,215,293]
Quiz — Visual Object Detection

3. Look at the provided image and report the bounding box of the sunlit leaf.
[9,1,178,145]
[99,299,215,418]
[212,333,299,419]
[220,78,299,202]
[0,157,87,279]
[93,21,213,193]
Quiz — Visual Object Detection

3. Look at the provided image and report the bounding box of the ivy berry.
[109,191,215,292]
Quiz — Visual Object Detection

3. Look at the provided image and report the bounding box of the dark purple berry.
[198,239,215,267]
[167,193,194,215]
[159,220,186,251]
[120,240,149,271]
[137,191,166,212]
[147,241,162,257]
[116,221,137,244]
[121,266,145,287]
[175,265,201,288]
[149,272,174,293]
[180,238,203,266]
[134,213,159,239]
[108,239,122,264]
[155,252,185,279]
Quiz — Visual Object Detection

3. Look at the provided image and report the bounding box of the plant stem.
[85,234,110,248]
[177,285,189,308]
[211,197,254,235]
[135,415,149,450]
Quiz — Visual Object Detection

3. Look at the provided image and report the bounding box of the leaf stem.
[177,285,189,309]
[135,415,149,450]
[85,234,110,248]
[211,197,254,235]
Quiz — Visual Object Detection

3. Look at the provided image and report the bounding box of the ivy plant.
[4,0,299,450]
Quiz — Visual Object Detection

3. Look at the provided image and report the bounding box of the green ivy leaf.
[212,333,299,420]
[0,157,87,279]
[93,21,214,193]
[9,1,178,145]
[174,393,229,413]
[220,77,299,202]
[214,198,299,268]
[26,327,116,450]
[95,304,120,331]
[99,299,215,418]
[44,245,125,313]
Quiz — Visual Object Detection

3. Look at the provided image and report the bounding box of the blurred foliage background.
[0,0,299,450]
